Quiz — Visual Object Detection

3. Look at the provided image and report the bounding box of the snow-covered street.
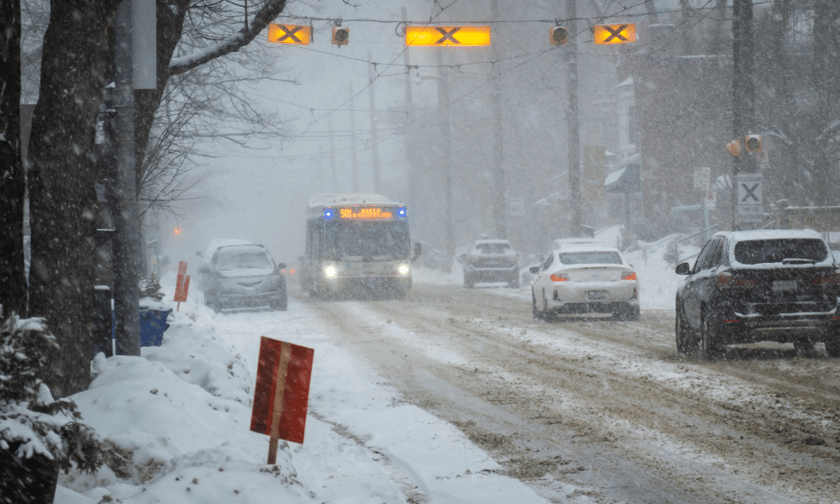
[55,255,840,504]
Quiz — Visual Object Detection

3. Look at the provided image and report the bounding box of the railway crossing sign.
[268,24,311,45]
[405,26,491,46]
[736,173,763,223]
[593,24,636,45]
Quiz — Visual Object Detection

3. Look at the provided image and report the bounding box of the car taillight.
[622,271,637,281]
[717,271,757,288]
[550,273,569,282]
[812,273,840,287]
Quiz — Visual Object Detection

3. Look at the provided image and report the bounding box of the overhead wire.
[277,0,759,158]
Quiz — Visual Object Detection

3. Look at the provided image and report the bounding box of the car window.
[695,238,723,271]
[476,243,511,254]
[733,238,828,264]
[693,239,717,272]
[557,251,622,265]
[542,253,555,271]
[217,249,273,271]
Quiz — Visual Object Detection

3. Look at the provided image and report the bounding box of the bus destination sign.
[340,206,393,220]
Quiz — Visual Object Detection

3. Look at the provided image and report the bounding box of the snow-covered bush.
[139,275,165,302]
[0,313,107,474]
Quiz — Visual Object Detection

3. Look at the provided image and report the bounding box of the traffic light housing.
[550,26,568,45]
[726,139,742,157]
[745,134,762,152]
[332,27,349,45]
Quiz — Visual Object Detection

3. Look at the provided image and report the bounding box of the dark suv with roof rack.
[675,229,840,359]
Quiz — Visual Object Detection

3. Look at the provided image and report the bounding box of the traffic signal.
[173,227,182,236]
[593,23,636,45]
[332,27,349,45]
[726,139,742,157]
[745,134,762,152]
[268,24,311,45]
[550,26,568,45]
[405,26,491,46]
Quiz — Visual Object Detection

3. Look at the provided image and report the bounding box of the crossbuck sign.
[736,173,763,223]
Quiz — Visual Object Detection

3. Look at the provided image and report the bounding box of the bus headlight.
[398,264,410,276]
[324,265,338,279]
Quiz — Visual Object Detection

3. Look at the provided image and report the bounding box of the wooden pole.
[267,342,292,464]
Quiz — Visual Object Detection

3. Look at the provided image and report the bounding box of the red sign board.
[177,275,190,303]
[174,261,187,302]
[250,337,314,447]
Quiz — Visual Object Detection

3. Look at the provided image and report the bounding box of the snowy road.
[216,281,840,504]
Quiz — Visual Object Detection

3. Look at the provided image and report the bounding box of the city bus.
[301,194,421,299]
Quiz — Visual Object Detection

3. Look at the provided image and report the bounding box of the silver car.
[530,245,639,320]
[199,244,287,313]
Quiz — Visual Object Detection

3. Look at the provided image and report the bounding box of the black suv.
[199,244,287,313]
[675,230,840,359]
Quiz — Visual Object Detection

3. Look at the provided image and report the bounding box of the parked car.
[675,229,840,359]
[530,244,639,320]
[460,239,520,288]
[199,244,287,313]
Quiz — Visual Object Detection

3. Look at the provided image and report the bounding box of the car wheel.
[825,337,840,358]
[270,298,287,311]
[542,290,555,322]
[700,310,723,360]
[204,294,220,313]
[532,291,542,320]
[464,274,474,289]
[793,336,813,357]
[675,306,690,354]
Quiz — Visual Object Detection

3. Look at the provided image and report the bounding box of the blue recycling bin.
[139,307,171,347]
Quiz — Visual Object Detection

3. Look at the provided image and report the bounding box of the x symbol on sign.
[277,25,303,43]
[741,183,760,202]
[603,24,629,43]
[435,27,461,44]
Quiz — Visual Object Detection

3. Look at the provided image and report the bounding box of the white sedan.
[530,245,639,321]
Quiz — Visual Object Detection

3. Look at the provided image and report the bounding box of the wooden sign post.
[250,337,314,464]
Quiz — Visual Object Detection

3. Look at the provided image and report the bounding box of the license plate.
[772,280,797,292]
[587,290,606,300]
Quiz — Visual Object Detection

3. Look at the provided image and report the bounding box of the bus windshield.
[325,220,409,260]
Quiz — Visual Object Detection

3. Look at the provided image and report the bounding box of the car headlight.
[324,265,338,279]
[398,264,410,276]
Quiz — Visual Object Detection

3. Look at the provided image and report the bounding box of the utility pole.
[368,51,381,194]
[328,114,337,192]
[566,0,582,236]
[349,82,359,193]
[731,0,755,230]
[491,0,507,239]
[436,52,454,273]
[110,0,140,355]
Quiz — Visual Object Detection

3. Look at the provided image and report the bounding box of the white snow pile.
[55,286,551,503]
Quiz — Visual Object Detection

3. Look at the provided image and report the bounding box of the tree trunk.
[0,0,27,318]
[27,0,118,398]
